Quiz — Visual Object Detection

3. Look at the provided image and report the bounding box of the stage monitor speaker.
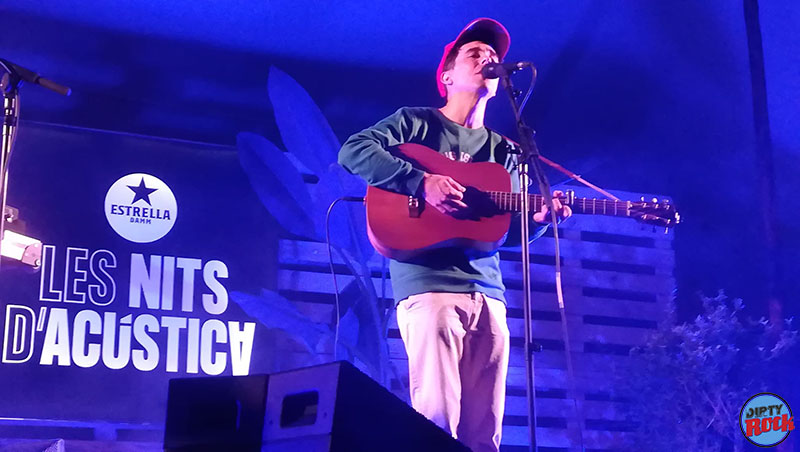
[262,361,469,452]
[164,374,269,451]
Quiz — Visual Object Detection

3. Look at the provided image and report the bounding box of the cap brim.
[453,18,510,61]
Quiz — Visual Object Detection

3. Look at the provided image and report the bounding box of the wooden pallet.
[276,186,675,450]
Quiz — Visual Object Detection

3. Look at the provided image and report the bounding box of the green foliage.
[620,292,798,452]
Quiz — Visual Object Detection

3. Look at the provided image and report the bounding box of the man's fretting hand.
[533,190,573,224]
[421,173,467,214]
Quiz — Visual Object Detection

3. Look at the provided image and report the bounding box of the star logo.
[106,173,177,243]
[127,177,158,205]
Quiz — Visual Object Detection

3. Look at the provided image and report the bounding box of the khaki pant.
[396,292,510,452]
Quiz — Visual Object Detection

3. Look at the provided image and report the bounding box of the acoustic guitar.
[365,143,680,260]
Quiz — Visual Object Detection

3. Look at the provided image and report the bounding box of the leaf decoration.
[334,261,384,378]
[237,132,319,240]
[230,289,329,355]
[268,66,341,177]
[335,308,360,359]
[250,65,391,385]
[267,66,373,260]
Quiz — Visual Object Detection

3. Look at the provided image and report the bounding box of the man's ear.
[441,71,452,87]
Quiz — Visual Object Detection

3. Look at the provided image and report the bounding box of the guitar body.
[365,144,681,260]
[366,143,512,260]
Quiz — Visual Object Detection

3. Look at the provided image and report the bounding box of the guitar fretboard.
[487,191,632,218]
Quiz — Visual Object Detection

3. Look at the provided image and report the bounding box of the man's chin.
[478,86,498,99]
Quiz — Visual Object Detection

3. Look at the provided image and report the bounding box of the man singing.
[338,18,571,452]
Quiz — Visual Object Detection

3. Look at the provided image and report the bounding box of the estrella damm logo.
[104,173,177,243]
[740,392,794,447]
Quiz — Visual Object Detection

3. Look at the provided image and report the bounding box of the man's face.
[443,40,500,98]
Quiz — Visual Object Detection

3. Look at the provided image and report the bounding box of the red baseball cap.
[436,18,511,98]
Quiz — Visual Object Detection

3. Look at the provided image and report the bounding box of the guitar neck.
[487,191,632,218]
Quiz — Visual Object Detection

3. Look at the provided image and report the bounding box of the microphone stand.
[498,67,556,452]
[0,65,20,276]
[0,59,70,274]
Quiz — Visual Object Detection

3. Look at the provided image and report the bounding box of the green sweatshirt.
[338,107,546,304]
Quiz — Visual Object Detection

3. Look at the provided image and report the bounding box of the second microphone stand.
[0,59,70,273]
[0,65,21,275]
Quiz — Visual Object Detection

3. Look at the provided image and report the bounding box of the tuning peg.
[651,197,658,203]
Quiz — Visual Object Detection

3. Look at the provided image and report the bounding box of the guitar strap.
[538,154,621,201]
[496,132,621,201]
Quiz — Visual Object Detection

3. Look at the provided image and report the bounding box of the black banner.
[0,122,280,423]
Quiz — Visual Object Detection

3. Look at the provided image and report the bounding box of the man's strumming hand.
[421,173,468,214]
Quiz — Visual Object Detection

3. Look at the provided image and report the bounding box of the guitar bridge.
[408,196,422,218]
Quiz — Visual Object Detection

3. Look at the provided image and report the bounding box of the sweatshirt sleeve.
[338,108,427,196]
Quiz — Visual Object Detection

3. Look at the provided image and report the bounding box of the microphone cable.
[325,196,365,361]
[518,65,537,114]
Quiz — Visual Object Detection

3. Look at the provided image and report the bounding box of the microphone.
[0,58,71,96]
[481,61,532,79]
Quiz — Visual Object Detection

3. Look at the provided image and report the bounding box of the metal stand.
[0,59,70,273]
[499,68,557,452]
[0,68,21,275]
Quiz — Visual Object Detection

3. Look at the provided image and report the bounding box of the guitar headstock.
[630,197,681,229]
